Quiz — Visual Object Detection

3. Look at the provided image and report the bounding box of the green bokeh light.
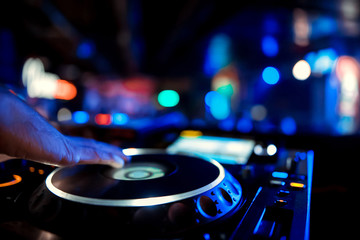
[158,90,180,107]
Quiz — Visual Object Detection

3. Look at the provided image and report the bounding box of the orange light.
[180,130,203,138]
[54,79,77,100]
[38,169,45,175]
[29,167,35,173]
[95,114,112,125]
[0,175,22,187]
[290,182,305,188]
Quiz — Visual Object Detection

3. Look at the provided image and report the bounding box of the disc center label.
[110,166,166,181]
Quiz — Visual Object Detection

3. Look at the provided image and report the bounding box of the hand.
[0,88,128,168]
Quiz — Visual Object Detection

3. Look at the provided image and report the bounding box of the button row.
[270,179,306,189]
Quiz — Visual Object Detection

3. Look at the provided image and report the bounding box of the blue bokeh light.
[76,40,95,59]
[219,117,236,131]
[262,66,280,85]
[113,113,129,125]
[205,91,217,107]
[280,117,297,135]
[205,91,230,120]
[261,35,279,57]
[203,34,231,76]
[305,48,337,75]
[236,117,253,133]
[73,111,90,124]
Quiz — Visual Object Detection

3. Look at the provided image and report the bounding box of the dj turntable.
[0,135,313,240]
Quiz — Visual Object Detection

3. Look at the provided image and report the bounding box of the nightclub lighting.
[335,56,360,134]
[293,8,311,46]
[236,117,253,133]
[158,90,180,108]
[95,114,112,125]
[205,91,217,107]
[212,76,234,97]
[253,144,263,155]
[262,67,280,85]
[57,108,72,122]
[311,16,337,38]
[22,58,77,100]
[219,117,236,131]
[261,35,279,57]
[54,80,77,100]
[292,60,311,80]
[76,40,95,59]
[206,91,231,120]
[203,34,231,76]
[314,49,337,74]
[73,111,90,124]
[280,117,297,135]
[251,105,267,121]
[266,144,277,156]
[263,16,280,34]
[336,56,360,81]
[113,113,129,125]
[211,65,240,100]
[305,48,337,75]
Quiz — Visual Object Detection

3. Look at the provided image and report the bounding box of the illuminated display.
[167,135,255,165]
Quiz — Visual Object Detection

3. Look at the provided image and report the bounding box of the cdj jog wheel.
[29,149,243,238]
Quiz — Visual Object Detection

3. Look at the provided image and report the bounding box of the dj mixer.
[0,133,313,240]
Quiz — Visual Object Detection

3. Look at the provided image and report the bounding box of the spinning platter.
[28,149,243,238]
[45,150,231,207]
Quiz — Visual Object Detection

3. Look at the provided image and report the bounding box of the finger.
[67,136,130,162]
[75,145,125,168]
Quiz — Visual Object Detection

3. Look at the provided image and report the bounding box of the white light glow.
[22,58,76,100]
[254,144,263,155]
[57,108,72,122]
[267,144,277,156]
[293,60,311,80]
[251,105,267,121]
